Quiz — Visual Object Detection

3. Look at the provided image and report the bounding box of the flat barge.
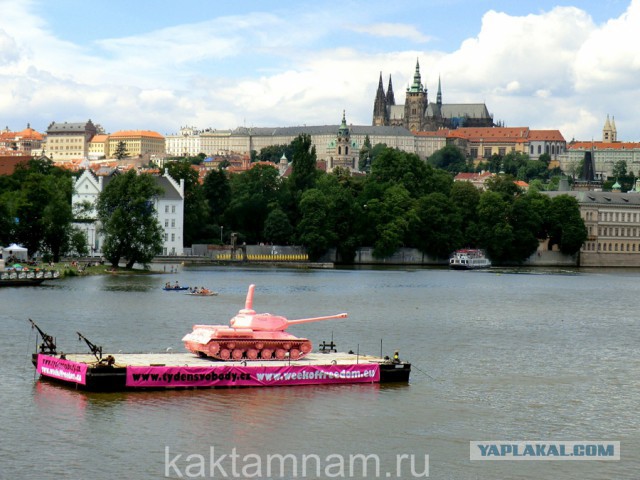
[29,283,411,392]
[33,351,411,391]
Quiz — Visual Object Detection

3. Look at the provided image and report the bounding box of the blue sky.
[0,0,637,141]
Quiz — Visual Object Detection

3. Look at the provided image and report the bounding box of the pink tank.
[182,284,348,361]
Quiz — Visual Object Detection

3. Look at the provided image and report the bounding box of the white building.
[72,168,185,257]
[165,126,203,157]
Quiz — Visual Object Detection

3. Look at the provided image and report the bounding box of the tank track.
[195,339,313,361]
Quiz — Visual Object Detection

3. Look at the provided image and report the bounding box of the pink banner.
[37,354,88,385]
[126,363,380,388]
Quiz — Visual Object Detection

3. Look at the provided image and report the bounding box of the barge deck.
[33,351,411,391]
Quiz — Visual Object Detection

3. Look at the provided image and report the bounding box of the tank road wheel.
[260,348,273,360]
[275,348,286,360]
[282,343,292,350]
[219,349,231,360]
[254,342,264,350]
[246,349,259,360]
[289,348,301,360]
[300,342,312,354]
[226,342,236,350]
[232,349,244,360]
[207,343,220,356]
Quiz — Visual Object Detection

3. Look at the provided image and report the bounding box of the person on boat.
[165,282,171,289]
[174,281,180,289]
[393,351,400,364]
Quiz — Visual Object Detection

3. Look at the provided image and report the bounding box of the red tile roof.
[110,130,164,139]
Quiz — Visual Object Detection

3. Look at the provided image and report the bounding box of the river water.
[0,265,638,479]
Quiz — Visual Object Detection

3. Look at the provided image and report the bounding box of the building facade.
[446,127,566,163]
[165,126,203,157]
[108,130,165,160]
[546,189,640,267]
[72,168,185,256]
[45,120,97,161]
[557,115,640,180]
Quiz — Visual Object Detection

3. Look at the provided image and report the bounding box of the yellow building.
[108,130,165,159]
[88,134,109,159]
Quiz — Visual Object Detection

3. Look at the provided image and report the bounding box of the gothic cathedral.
[372,60,494,132]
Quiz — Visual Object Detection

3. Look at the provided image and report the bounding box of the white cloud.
[574,0,640,92]
[349,23,431,43]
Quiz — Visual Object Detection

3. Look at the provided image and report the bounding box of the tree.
[485,174,522,200]
[289,134,318,193]
[96,170,164,268]
[476,191,514,263]
[612,160,628,179]
[225,164,281,243]
[165,161,208,246]
[546,195,587,255]
[507,192,546,263]
[297,189,335,261]
[114,141,128,160]
[263,208,294,245]
[427,145,468,173]
[358,135,372,172]
[409,192,462,258]
[450,181,481,245]
[370,148,429,198]
[203,169,231,226]
[40,175,75,261]
[371,184,414,258]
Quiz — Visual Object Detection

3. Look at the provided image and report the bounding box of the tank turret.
[182,284,347,361]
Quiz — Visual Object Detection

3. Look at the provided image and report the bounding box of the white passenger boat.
[449,249,492,270]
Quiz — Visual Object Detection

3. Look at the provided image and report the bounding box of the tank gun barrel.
[287,313,348,325]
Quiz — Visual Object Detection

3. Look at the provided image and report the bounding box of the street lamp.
[220,225,224,244]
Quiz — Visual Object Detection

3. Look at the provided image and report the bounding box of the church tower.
[372,73,388,126]
[603,114,617,142]
[333,111,354,170]
[403,59,427,131]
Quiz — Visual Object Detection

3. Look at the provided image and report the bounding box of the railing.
[214,253,309,261]
[1,270,60,281]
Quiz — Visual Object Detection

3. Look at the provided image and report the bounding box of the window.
[537,145,542,154]
[165,220,168,227]
[498,148,506,156]
[171,219,175,228]
[483,148,491,158]
[171,205,176,213]
[165,205,169,213]
[171,233,175,241]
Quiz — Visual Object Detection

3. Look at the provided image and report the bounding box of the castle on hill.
[372,60,494,132]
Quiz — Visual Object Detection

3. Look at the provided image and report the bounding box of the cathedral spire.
[436,75,442,107]
[386,75,395,106]
[408,58,424,93]
[372,72,388,126]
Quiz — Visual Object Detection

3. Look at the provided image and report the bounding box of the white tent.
[3,243,28,261]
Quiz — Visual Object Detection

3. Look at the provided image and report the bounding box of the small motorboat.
[185,288,218,296]
[163,284,189,291]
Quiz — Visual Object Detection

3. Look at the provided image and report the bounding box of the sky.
[0,0,637,141]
